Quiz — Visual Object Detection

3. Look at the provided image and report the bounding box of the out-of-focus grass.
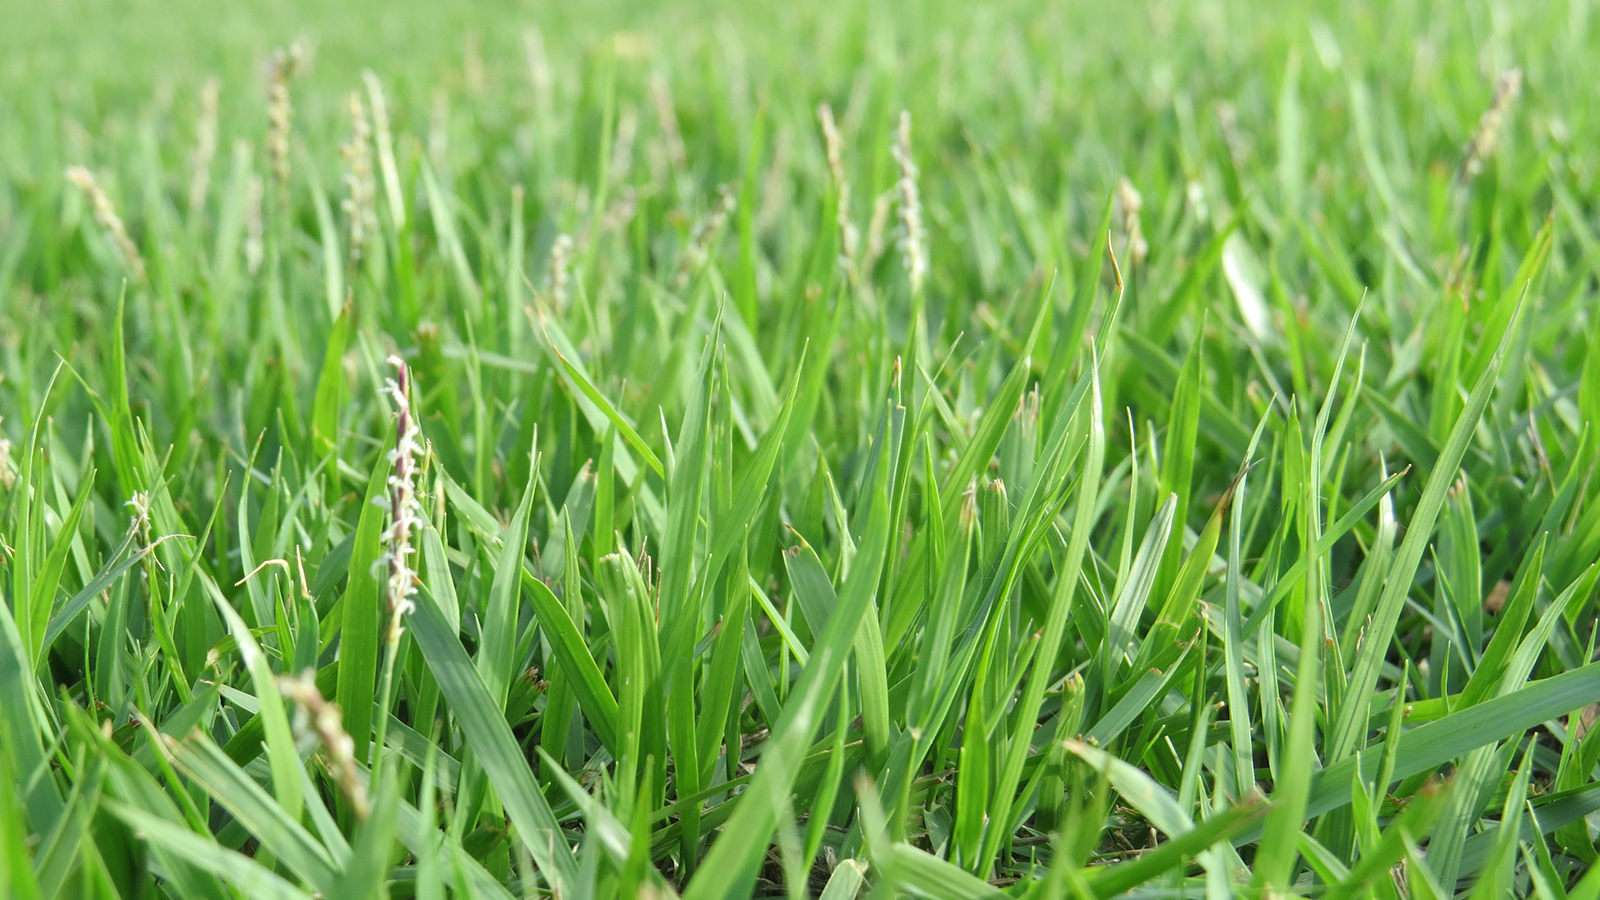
[3,1,1600,897]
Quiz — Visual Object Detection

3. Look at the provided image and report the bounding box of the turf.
[3,0,1600,897]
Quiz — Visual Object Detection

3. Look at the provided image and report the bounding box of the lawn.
[3,0,1600,897]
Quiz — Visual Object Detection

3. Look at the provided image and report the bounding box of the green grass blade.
[1328,299,1525,763]
[101,801,317,900]
[406,575,578,892]
[165,733,339,894]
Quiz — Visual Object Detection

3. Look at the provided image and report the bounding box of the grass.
[3,0,1600,896]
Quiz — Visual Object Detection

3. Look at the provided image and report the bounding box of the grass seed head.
[428,89,450,168]
[1461,67,1522,181]
[600,188,638,236]
[361,70,394,153]
[0,419,13,490]
[611,106,639,183]
[547,234,575,309]
[124,491,152,550]
[186,77,220,217]
[280,671,370,819]
[818,103,859,281]
[64,165,147,284]
[380,356,425,644]
[266,43,305,193]
[341,91,377,265]
[1114,177,1149,268]
[891,110,927,295]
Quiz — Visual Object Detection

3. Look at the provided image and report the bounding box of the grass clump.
[2,1,1600,897]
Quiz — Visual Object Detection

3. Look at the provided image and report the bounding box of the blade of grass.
[406,573,578,892]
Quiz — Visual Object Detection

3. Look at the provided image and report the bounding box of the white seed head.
[379,357,425,645]
[891,110,927,295]
[0,418,13,490]
[818,103,859,281]
[266,44,304,193]
[187,78,220,218]
[341,91,377,265]
[1114,177,1149,268]
[124,491,152,547]
[547,234,575,309]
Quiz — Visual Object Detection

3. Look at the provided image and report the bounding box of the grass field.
[4,0,1600,897]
